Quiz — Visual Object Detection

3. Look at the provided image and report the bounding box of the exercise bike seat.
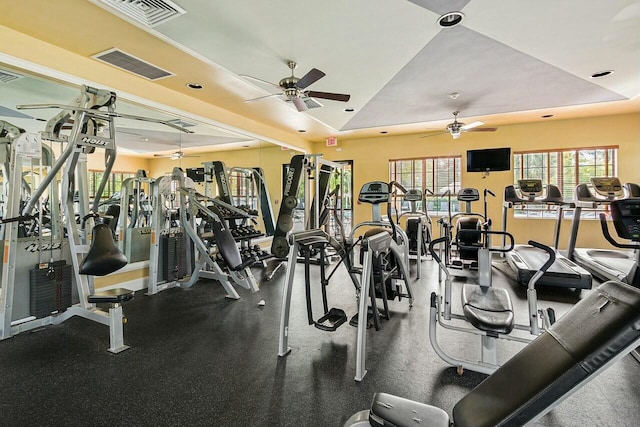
[369,393,450,427]
[462,284,514,335]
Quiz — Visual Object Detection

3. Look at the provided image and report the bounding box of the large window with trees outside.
[513,146,618,218]
[88,170,136,200]
[388,156,462,215]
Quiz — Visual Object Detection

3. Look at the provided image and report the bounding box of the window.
[88,170,136,201]
[228,169,257,210]
[513,146,618,218]
[389,156,462,215]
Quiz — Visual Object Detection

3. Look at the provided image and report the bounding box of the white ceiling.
[0,0,639,151]
[145,0,640,130]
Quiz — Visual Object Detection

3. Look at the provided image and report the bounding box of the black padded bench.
[350,280,640,427]
[88,288,134,304]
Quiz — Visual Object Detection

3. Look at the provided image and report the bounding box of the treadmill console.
[457,188,480,202]
[590,177,623,199]
[358,181,389,204]
[610,199,640,241]
[517,179,543,200]
[403,189,422,202]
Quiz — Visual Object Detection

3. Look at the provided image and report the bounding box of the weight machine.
[147,167,258,298]
[0,86,175,352]
[117,170,154,263]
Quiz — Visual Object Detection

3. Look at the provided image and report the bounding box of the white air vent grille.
[93,0,186,27]
[93,48,173,80]
[0,69,23,83]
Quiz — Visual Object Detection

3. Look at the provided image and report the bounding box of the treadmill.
[502,179,592,289]
[566,177,637,283]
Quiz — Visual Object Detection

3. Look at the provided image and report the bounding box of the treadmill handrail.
[599,213,640,250]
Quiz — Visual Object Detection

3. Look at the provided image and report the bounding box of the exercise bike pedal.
[314,308,347,332]
[349,307,383,329]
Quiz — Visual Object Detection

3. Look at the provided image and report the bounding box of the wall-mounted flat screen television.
[466,147,511,172]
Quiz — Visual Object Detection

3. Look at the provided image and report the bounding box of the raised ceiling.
[0,0,638,147]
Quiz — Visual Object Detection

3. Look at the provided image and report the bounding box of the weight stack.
[29,261,72,319]
[160,232,192,281]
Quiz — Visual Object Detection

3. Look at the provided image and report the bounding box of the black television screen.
[466,147,511,172]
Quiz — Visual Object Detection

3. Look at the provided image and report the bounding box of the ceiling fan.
[421,111,497,139]
[241,61,351,112]
[153,151,200,160]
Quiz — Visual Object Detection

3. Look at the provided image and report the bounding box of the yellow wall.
[313,113,640,250]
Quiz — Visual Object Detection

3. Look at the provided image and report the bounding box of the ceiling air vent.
[93,48,173,80]
[0,69,23,83]
[93,0,186,27]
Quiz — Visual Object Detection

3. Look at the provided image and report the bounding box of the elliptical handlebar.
[599,212,640,250]
[528,240,556,273]
[484,189,496,198]
[428,236,449,266]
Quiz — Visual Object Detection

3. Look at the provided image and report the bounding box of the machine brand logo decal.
[218,172,229,197]
[284,168,296,196]
[81,136,109,146]
[25,242,62,252]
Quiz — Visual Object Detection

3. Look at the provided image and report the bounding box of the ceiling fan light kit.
[420,111,498,139]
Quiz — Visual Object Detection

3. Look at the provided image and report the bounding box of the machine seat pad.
[369,393,450,427]
[88,288,134,304]
[462,284,514,334]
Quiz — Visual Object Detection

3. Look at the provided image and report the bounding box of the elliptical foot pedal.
[314,308,347,331]
[349,307,384,329]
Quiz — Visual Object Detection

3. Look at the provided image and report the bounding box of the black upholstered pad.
[79,223,128,276]
[462,284,514,334]
[369,393,450,427]
[453,281,640,427]
[88,288,134,304]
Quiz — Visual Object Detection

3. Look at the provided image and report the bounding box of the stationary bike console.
[457,188,479,202]
[403,189,422,202]
[358,181,389,204]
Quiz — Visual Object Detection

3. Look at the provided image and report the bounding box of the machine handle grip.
[484,189,496,197]
[599,213,639,249]
[424,188,435,196]
[428,236,449,265]
[528,240,556,272]
[388,180,407,194]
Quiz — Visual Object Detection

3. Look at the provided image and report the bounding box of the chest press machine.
[0,86,161,352]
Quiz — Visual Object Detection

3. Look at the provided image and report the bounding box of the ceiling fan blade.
[461,120,484,130]
[466,127,497,132]
[295,68,325,90]
[306,91,351,102]
[418,131,448,139]
[244,93,282,102]
[239,74,282,89]
[292,97,308,112]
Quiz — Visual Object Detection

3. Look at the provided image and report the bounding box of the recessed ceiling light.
[542,114,554,118]
[344,108,355,112]
[590,70,613,78]
[438,12,464,28]
[298,129,306,133]
[186,82,203,89]
[380,131,388,134]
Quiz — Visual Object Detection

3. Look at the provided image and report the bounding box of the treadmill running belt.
[507,245,592,289]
